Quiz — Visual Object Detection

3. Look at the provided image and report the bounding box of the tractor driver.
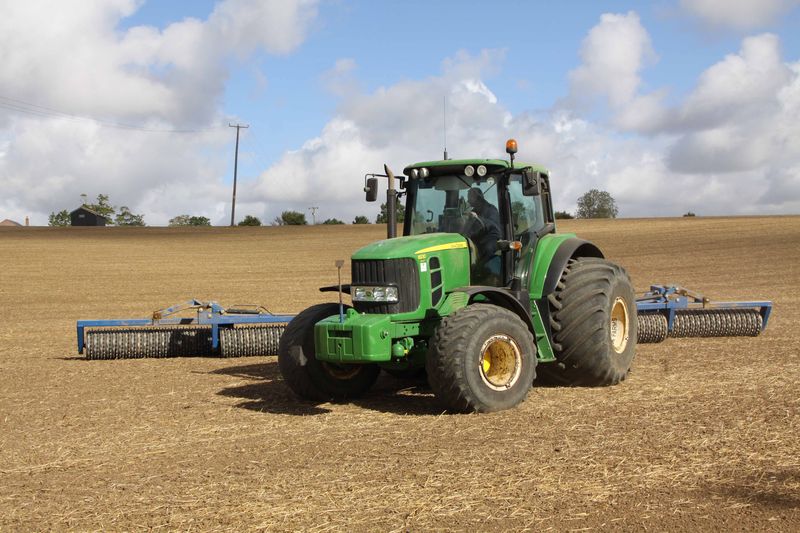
[463,188,502,282]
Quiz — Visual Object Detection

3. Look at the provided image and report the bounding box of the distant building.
[70,206,109,226]
[0,219,22,227]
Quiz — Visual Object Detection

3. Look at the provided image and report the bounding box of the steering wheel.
[458,209,486,235]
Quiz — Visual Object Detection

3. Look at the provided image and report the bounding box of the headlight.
[351,285,399,303]
[477,165,487,177]
[464,165,475,177]
[419,167,429,178]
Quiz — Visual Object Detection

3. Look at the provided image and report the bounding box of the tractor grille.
[351,258,420,314]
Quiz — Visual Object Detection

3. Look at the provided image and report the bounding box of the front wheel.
[543,258,637,386]
[426,304,537,413]
[278,303,380,401]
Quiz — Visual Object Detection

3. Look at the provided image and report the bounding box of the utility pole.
[229,123,249,226]
[308,206,319,225]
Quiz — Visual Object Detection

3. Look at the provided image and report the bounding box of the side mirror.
[365,177,378,202]
[522,167,541,196]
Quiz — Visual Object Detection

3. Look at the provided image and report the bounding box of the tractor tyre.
[426,304,537,413]
[542,258,637,386]
[278,303,380,401]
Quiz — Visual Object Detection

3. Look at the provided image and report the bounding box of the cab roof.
[403,158,549,176]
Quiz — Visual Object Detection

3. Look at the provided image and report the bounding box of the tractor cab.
[399,144,555,287]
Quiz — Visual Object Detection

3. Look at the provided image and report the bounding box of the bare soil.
[0,217,798,531]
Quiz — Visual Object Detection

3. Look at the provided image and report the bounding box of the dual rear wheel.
[542,258,637,386]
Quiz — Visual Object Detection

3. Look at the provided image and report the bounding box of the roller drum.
[637,313,668,343]
[669,309,762,338]
[219,325,286,357]
[85,327,213,359]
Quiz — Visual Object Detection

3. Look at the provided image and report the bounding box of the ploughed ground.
[0,217,797,531]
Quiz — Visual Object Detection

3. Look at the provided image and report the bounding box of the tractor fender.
[448,286,534,332]
[539,238,604,297]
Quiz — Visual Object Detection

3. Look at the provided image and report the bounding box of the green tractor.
[278,139,636,412]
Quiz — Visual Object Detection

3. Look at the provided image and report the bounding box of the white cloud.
[209,0,318,56]
[246,51,681,220]
[245,51,517,223]
[677,35,791,127]
[2,6,798,227]
[657,35,799,185]
[248,17,799,220]
[568,12,655,109]
[558,13,800,214]
[0,0,318,224]
[680,0,800,30]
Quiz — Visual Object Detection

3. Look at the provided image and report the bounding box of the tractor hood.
[352,233,467,261]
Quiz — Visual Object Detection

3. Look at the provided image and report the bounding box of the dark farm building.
[70,206,109,226]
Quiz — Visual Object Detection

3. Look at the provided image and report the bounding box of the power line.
[0,94,224,133]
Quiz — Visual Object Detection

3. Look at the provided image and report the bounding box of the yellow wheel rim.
[610,297,630,354]
[479,334,523,391]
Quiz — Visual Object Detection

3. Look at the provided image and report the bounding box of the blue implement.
[77,300,295,358]
[635,285,772,343]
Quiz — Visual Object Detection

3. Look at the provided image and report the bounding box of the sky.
[1,0,799,226]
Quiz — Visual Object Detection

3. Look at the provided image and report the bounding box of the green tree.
[48,210,70,227]
[85,194,116,223]
[322,218,345,225]
[554,210,574,219]
[375,198,405,224]
[238,215,262,226]
[115,206,146,226]
[576,189,618,219]
[276,211,307,225]
[169,215,211,226]
[683,211,696,217]
[353,215,370,224]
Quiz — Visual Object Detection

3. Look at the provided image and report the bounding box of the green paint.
[436,291,469,317]
[309,153,601,367]
[530,310,555,362]
[403,158,549,175]
[351,232,466,260]
[527,233,577,299]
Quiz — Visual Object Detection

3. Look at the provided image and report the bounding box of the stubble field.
[0,217,798,531]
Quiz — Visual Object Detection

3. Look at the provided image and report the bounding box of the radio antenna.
[442,96,448,160]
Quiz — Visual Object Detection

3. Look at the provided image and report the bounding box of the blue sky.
[1,0,799,224]
[121,0,800,171]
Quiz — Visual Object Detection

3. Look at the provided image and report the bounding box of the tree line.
[47,194,382,227]
[48,194,146,226]
[48,189,624,227]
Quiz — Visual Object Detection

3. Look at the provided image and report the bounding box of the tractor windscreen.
[409,173,545,239]
[410,174,504,284]
[410,175,500,236]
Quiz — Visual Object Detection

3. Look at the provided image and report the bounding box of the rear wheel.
[542,258,637,386]
[427,304,537,413]
[278,303,379,401]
